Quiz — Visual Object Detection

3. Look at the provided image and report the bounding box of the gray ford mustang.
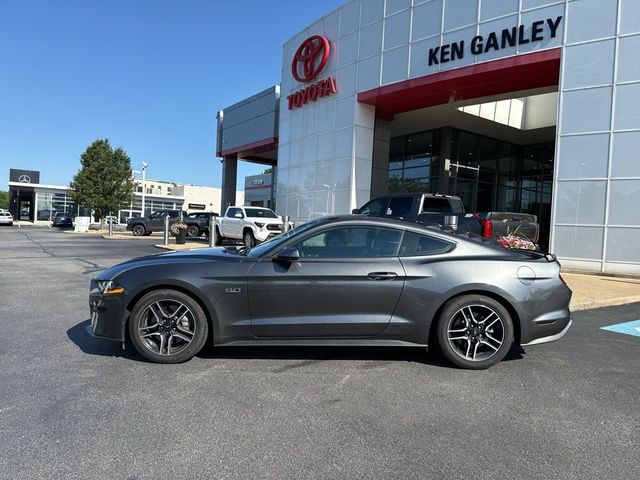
[89,216,572,369]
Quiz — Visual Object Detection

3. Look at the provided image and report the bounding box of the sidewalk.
[563,273,640,311]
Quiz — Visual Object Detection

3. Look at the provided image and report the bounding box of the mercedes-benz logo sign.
[18,174,31,183]
[291,35,330,83]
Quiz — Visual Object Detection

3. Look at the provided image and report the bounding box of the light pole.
[141,162,148,216]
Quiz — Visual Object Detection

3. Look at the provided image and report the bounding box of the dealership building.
[216,0,640,275]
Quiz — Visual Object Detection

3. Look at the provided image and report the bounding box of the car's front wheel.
[132,225,146,236]
[129,289,209,364]
[243,230,256,248]
[436,295,513,370]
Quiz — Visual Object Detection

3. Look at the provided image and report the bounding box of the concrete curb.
[570,296,640,312]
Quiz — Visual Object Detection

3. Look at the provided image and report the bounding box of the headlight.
[255,222,265,228]
[97,280,125,295]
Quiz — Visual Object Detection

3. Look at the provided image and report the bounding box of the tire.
[187,225,200,238]
[243,229,256,248]
[214,227,224,246]
[436,295,514,370]
[129,289,209,364]
[132,224,146,236]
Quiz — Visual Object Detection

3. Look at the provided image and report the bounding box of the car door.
[248,224,405,337]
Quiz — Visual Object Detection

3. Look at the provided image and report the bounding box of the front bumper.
[88,292,129,342]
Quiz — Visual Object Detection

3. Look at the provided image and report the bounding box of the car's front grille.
[266,224,282,231]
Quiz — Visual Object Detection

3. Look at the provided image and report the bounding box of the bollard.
[108,218,113,237]
[163,215,170,245]
[208,215,216,247]
[283,215,290,233]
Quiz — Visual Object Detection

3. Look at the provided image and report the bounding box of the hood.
[95,246,246,281]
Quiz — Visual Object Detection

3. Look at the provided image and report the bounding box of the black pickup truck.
[353,193,539,243]
[127,210,187,236]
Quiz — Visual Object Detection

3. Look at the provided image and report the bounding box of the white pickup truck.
[214,206,289,247]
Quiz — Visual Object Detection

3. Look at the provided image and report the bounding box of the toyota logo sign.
[287,35,337,110]
[18,175,31,183]
[291,35,330,83]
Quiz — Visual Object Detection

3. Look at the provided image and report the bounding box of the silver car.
[89,216,572,369]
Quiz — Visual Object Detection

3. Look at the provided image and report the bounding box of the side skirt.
[215,338,429,348]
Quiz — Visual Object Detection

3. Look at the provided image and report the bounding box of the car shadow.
[66,319,141,360]
[67,319,525,367]
[199,343,525,367]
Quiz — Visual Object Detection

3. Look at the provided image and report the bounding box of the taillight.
[480,219,492,238]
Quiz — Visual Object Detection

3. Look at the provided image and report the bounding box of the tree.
[70,139,135,225]
[0,191,8,210]
[387,177,430,194]
[261,167,273,175]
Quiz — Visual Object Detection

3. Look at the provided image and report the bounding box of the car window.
[290,226,402,258]
[358,197,389,215]
[387,197,413,216]
[399,231,455,256]
[226,208,239,218]
[245,208,278,218]
[421,197,453,213]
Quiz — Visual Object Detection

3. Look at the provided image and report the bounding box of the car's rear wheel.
[243,230,255,248]
[132,224,146,236]
[187,225,200,237]
[436,295,513,370]
[129,290,208,364]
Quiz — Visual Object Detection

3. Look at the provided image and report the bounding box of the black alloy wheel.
[436,295,513,369]
[132,225,146,236]
[129,290,208,364]
[187,225,200,237]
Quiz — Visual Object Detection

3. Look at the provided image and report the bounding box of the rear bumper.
[522,319,572,346]
[521,304,572,346]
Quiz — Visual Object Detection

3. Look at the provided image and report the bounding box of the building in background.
[7,168,243,224]
[244,172,273,208]
[217,0,640,275]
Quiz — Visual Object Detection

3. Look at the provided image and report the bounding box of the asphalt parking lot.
[0,227,638,480]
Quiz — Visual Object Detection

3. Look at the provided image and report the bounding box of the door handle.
[367,272,398,280]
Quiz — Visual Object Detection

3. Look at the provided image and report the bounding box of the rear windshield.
[421,197,454,213]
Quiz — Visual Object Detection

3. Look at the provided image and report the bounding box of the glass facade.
[388,130,441,194]
[388,128,555,246]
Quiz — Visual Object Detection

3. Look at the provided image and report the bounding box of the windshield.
[244,208,278,219]
[246,221,320,257]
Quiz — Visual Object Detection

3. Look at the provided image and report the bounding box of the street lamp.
[141,162,149,216]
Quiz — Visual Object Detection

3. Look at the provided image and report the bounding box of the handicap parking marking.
[600,319,640,338]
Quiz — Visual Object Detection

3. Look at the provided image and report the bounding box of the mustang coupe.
[89,216,572,369]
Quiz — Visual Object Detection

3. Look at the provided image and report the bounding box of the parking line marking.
[600,319,640,338]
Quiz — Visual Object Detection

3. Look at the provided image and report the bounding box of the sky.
[0,0,345,190]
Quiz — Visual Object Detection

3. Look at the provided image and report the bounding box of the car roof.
[312,214,502,249]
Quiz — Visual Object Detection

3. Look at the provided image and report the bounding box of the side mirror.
[234,213,243,218]
[276,247,300,262]
[352,208,360,214]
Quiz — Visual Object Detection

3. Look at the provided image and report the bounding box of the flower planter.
[175,229,187,245]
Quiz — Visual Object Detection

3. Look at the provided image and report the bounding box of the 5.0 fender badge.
[224,288,242,294]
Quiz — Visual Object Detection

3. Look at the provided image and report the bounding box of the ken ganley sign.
[287,35,337,110]
[428,16,563,66]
